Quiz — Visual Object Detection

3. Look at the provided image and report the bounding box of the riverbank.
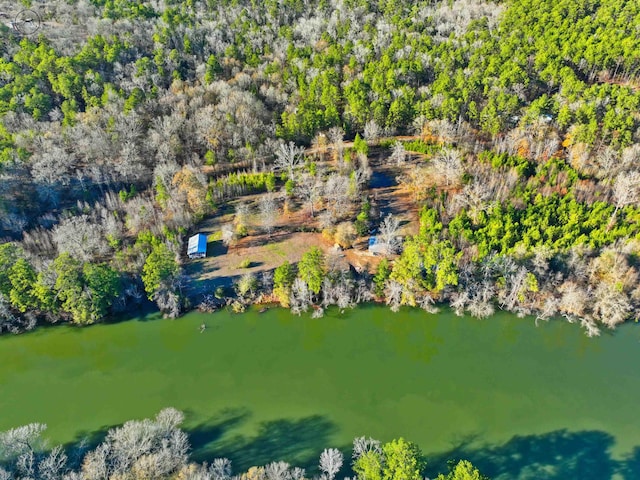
[3,134,640,336]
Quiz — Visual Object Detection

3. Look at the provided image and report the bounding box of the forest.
[0,409,488,480]
[1,0,640,336]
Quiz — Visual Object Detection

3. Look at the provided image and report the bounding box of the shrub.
[334,222,357,248]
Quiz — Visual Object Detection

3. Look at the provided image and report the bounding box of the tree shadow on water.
[620,447,640,480]
[188,413,335,475]
[187,407,252,459]
[426,429,634,480]
[62,424,114,468]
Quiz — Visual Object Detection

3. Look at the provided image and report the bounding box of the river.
[1,305,640,479]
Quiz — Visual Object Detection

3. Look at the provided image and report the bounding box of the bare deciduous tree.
[274,142,305,178]
[124,196,159,235]
[467,286,495,319]
[290,278,312,315]
[290,467,306,480]
[452,181,493,223]
[318,210,338,229]
[432,148,463,186]
[594,146,619,177]
[389,141,406,166]
[580,317,601,338]
[535,297,559,324]
[453,278,495,319]
[324,174,353,220]
[351,166,371,193]
[30,145,75,188]
[558,281,589,318]
[0,423,47,460]
[592,283,631,329]
[378,214,402,255]
[83,408,188,480]
[363,121,382,144]
[398,165,432,203]
[296,173,322,217]
[426,118,456,144]
[385,280,403,312]
[497,265,529,311]
[52,215,109,262]
[259,194,279,236]
[0,293,22,334]
[319,448,343,480]
[0,422,51,479]
[221,224,235,247]
[261,270,274,294]
[354,279,374,304]
[265,461,291,480]
[418,293,439,314]
[352,437,382,460]
[155,288,183,319]
[610,170,640,227]
[321,274,355,310]
[328,127,345,155]
[38,445,68,480]
[210,458,233,480]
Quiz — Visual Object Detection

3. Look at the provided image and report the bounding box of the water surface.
[1,305,640,479]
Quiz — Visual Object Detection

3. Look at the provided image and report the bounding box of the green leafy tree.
[235,272,257,298]
[354,450,384,480]
[53,253,83,308]
[8,258,38,312]
[285,179,295,196]
[423,241,459,292]
[83,263,121,319]
[265,172,277,192]
[373,258,391,297]
[382,438,424,480]
[274,261,296,306]
[53,253,94,324]
[355,200,371,236]
[298,246,325,295]
[353,133,369,155]
[204,54,221,84]
[33,272,58,314]
[390,242,423,288]
[0,243,19,297]
[436,460,488,480]
[142,243,178,300]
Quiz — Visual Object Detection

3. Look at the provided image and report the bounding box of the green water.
[2,305,640,479]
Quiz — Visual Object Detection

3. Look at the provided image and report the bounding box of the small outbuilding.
[187,233,208,259]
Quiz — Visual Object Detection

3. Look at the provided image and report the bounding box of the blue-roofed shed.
[187,233,208,259]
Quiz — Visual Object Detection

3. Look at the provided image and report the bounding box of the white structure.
[187,233,208,259]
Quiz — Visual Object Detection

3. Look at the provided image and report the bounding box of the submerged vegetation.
[0,0,639,335]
